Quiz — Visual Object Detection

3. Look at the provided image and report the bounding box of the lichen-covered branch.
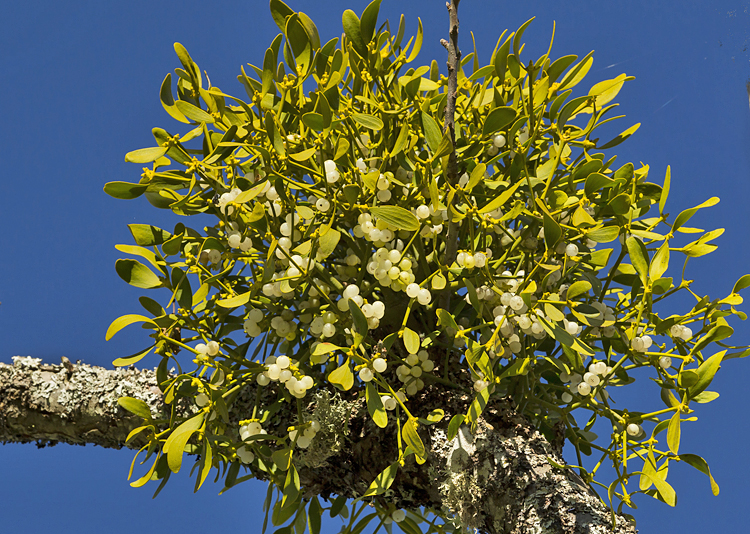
[0,356,635,534]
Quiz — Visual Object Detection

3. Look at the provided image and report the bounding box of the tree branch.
[1,356,636,534]
[439,0,462,314]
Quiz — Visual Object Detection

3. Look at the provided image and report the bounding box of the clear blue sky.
[1,0,749,532]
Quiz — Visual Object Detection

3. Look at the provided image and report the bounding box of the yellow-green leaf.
[106,314,157,341]
[370,206,419,231]
[352,112,383,131]
[175,100,214,123]
[626,236,649,284]
[118,397,153,420]
[679,454,719,496]
[402,418,425,458]
[366,383,387,428]
[431,273,447,290]
[566,281,592,301]
[667,410,681,454]
[165,413,204,473]
[403,327,420,354]
[217,291,252,309]
[115,259,163,289]
[360,459,400,498]
[312,342,343,356]
[328,358,354,390]
[479,181,521,214]
[316,228,341,260]
[650,240,670,280]
[125,147,168,164]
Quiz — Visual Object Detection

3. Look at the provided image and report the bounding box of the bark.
[439,0,462,314]
[0,356,635,534]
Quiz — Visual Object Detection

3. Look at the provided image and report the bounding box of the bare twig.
[439,0,461,314]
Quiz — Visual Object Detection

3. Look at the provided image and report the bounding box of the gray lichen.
[1,358,637,534]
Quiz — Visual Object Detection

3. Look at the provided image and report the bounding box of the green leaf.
[424,408,444,425]
[352,112,383,131]
[626,236,649,284]
[690,350,725,397]
[128,224,172,246]
[403,327,420,354]
[175,100,214,123]
[115,259,163,289]
[467,384,490,423]
[282,464,300,507]
[348,300,369,336]
[478,181,521,214]
[342,9,367,56]
[360,459,400,498]
[732,274,750,294]
[316,228,340,260]
[160,73,189,123]
[312,342,343,356]
[492,35,512,83]
[672,197,720,233]
[118,397,153,420]
[659,165,671,215]
[436,308,459,331]
[112,345,153,367]
[542,210,561,250]
[599,122,640,149]
[272,448,293,471]
[559,53,594,91]
[359,0,382,44]
[566,281,591,301]
[106,314,157,341]
[165,413,204,473]
[465,163,486,193]
[302,112,325,131]
[308,497,322,534]
[447,414,465,440]
[481,107,516,137]
[104,181,148,200]
[366,383,387,429]
[692,391,719,403]
[421,111,442,152]
[124,147,168,164]
[269,0,294,32]
[216,291,252,309]
[679,454,720,496]
[431,273,447,290]
[196,437,213,492]
[640,471,676,506]
[432,131,453,161]
[544,302,565,322]
[328,358,354,390]
[584,172,614,198]
[370,206,420,231]
[649,241,670,281]
[586,226,620,243]
[405,17,423,63]
[402,418,425,458]
[667,410,681,455]
[391,123,410,156]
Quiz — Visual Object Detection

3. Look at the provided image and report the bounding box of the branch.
[440,0,462,314]
[0,356,636,534]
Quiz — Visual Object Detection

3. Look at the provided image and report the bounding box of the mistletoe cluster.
[105,0,749,531]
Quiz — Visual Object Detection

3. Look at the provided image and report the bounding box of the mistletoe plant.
[105,0,749,531]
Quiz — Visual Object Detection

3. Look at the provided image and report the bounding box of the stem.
[439,0,462,314]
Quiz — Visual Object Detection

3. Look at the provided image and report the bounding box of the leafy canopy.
[105,0,750,530]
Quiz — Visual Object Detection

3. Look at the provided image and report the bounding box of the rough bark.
[1,355,635,533]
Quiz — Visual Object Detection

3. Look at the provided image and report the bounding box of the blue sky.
[1,0,749,532]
